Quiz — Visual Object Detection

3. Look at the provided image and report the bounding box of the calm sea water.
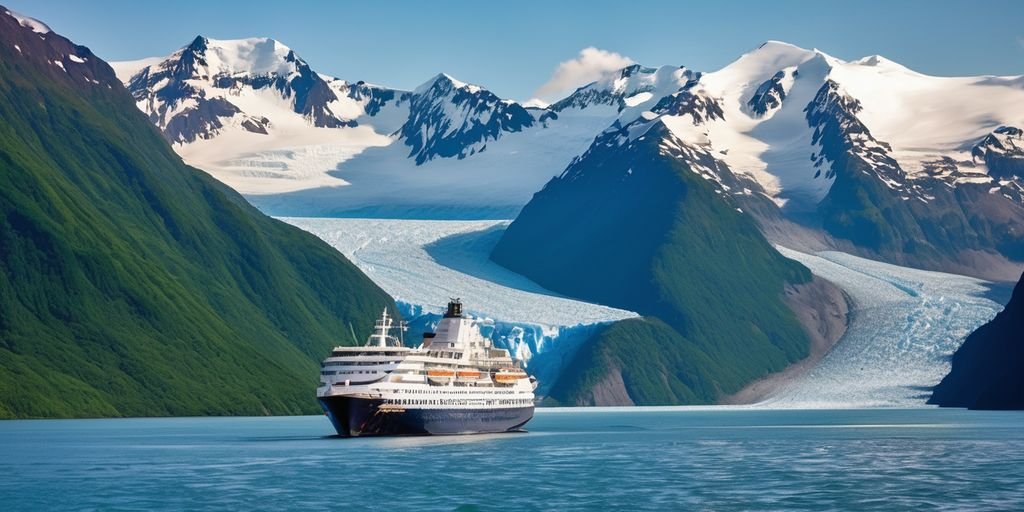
[1,408,1022,511]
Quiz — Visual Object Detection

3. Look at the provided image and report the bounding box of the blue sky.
[7,0,1024,101]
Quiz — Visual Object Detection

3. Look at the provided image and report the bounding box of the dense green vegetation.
[548,318,721,405]
[494,126,812,405]
[0,17,394,418]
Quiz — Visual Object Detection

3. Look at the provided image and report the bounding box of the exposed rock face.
[929,273,1024,410]
[807,81,1024,277]
[339,80,410,116]
[748,70,789,117]
[581,369,636,407]
[973,126,1024,181]
[0,8,120,90]
[548,64,696,113]
[397,74,535,164]
[783,277,850,359]
[651,89,724,122]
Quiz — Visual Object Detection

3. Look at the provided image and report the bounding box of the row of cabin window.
[389,398,532,406]
[322,361,400,367]
[400,388,522,395]
[321,370,380,376]
[430,352,464,359]
[331,352,406,357]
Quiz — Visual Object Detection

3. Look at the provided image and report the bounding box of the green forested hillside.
[494,124,815,405]
[0,12,394,418]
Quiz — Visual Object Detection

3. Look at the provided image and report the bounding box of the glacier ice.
[763,247,1004,408]
[283,218,637,395]
[284,217,1005,407]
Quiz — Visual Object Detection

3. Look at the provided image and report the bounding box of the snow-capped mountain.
[327,79,411,126]
[674,41,1024,211]
[397,73,537,164]
[116,36,414,193]
[547,41,1024,279]
[549,64,698,114]
[117,37,1024,277]
[116,37,573,199]
[126,36,360,142]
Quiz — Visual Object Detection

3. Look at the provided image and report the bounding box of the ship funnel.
[445,298,463,318]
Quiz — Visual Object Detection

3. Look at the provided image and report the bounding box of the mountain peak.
[700,39,834,97]
[756,40,805,51]
[400,72,532,164]
[850,54,912,72]
[187,35,208,51]
[414,72,481,95]
[173,36,296,76]
[549,63,692,113]
[745,40,825,64]
[3,9,51,34]
[121,33,355,143]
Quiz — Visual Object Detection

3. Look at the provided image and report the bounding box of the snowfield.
[283,218,638,393]
[762,247,1004,408]
[179,127,389,194]
[252,110,607,218]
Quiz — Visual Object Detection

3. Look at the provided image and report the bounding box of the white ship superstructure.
[318,309,411,387]
[317,300,536,436]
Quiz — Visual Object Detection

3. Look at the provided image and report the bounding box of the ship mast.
[366,307,408,347]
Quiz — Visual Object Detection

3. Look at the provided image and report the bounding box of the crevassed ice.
[762,247,1003,408]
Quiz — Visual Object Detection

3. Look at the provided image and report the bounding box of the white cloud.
[531,47,635,103]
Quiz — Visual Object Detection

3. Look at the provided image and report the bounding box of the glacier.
[284,218,1006,407]
[762,247,1005,408]
[282,218,638,395]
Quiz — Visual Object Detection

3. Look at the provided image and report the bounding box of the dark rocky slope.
[803,81,1024,281]
[929,274,1024,410]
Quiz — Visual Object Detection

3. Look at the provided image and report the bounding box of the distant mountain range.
[0,9,394,418]
[115,38,1024,280]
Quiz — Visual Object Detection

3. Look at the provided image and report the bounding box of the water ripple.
[1,410,1022,511]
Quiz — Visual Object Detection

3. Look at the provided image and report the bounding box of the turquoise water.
[1,408,1022,511]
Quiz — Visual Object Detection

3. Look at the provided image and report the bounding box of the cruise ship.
[316,300,537,436]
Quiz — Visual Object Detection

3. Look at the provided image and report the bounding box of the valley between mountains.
[1,4,1021,416]
[286,218,1005,408]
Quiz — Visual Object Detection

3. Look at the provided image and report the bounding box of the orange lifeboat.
[456,369,481,381]
[427,368,455,384]
[494,369,527,384]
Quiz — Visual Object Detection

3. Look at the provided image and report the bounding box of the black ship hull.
[319,396,534,437]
